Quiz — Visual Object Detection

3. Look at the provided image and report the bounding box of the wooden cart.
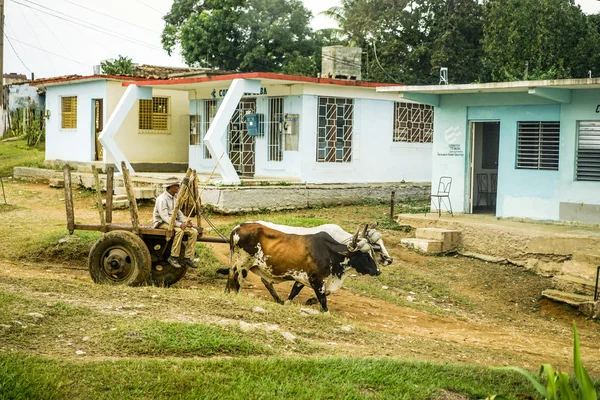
[63,163,229,287]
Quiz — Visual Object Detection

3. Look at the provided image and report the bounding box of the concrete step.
[572,252,600,266]
[553,275,597,297]
[102,196,129,210]
[401,238,443,254]
[542,289,599,319]
[415,227,459,252]
[49,178,64,188]
[561,260,599,280]
[542,289,593,306]
[114,186,157,199]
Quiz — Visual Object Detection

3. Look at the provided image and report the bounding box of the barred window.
[203,100,217,159]
[516,121,560,170]
[139,96,170,134]
[268,97,284,161]
[393,102,433,143]
[61,96,77,129]
[317,97,353,163]
[576,121,600,181]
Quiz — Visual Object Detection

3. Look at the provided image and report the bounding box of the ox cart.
[62,163,229,287]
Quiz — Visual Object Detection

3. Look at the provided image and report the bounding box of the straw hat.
[163,177,181,189]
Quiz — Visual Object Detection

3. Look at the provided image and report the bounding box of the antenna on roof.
[439,67,448,85]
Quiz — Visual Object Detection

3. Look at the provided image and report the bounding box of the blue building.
[378,79,600,223]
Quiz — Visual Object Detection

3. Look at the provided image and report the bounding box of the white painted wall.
[107,82,190,164]
[45,80,107,162]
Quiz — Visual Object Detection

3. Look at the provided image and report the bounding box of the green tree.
[162,0,319,74]
[100,55,134,75]
[323,0,484,84]
[482,0,599,81]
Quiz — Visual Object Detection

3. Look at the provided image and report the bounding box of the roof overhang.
[376,78,600,105]
[122,72,399,91]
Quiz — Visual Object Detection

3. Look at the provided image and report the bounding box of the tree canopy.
[162,0,321,74]
[160,0,600,83]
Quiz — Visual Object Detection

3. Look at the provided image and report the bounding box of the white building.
[39,73,433,183]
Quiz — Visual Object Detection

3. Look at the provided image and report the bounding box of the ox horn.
[362,224,369,238]
[350,228,360,250]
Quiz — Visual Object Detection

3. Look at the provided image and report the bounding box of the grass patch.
[0,353,538,400]
[107,320,270,357]
[0,139,45,177]
[344,265,474,317]
[18,230,101,264]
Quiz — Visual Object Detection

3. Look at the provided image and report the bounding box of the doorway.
[93,99,104,161]
[228,98,256,178]
[468,121,499,214]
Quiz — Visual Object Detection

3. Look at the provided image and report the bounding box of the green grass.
[0,139,45,177]
[0,353,537,400]
[17,230,101,264]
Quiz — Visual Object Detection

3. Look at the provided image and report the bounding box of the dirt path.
[1,181,599,375]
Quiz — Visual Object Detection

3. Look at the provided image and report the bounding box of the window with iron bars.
[393,102,433,143]
[268,97,284,161]
[516,121,560,170]
[139,96,170,134]
[317,97,353,163]
[203,100,217,159]
[61,96,77,129]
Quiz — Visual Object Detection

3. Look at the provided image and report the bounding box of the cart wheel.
[88,231,151,286]
[150,262,188,287]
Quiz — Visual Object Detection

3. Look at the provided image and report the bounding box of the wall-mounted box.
[245,113,264,136]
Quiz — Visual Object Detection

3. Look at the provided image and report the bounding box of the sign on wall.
[437,126,464,157]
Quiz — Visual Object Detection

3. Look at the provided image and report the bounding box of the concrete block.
[111,199,129,210]
[553,275,596,297]
[115,186,157,199]
[561,260,599,280]
[49,178,64,188]
[542,289,592,306]
[416,228,459,252]
[401,238,443,254]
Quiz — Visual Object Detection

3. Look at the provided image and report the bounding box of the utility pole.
[0,0,4,138]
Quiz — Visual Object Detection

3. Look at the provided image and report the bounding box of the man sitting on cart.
[153,178,198,269]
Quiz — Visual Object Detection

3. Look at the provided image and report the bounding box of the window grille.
[516,121,560,170]
[268,97,284,161]
[61,96,77,129]
[203,100,217,159]
[139,96,170,134]
[190,115,201,145]
[576,121,600,181]
[317,97,353,163]
[393,102,433,143]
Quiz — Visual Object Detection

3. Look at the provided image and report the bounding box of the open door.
[93,99,104,161]
[468,121,500,214]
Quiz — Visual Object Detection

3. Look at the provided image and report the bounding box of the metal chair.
[476,173,489,208]
[427,176,453,217]
[489,173,498,209]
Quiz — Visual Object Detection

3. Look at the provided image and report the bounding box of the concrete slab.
[415,227,459,252]
[401,238,443,254]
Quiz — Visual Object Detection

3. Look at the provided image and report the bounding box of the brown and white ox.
[226,223,381,312]
[255,221,393,266]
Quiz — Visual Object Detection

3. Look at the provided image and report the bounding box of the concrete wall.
[431,89,600,222]
[7,83,44,111]
[45,80,107,162]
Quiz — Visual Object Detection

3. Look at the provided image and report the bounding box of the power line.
[4,33,31,73]
[17,3,56,73]
[10,0,164,51]
[7,36,93,66]
[58,0,161,34]
[133,0,163,15]
[371,41,398,83]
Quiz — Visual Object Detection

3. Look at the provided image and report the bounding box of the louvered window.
[139,96,170,134]
[516,121,560,170]
[576,121,600,181]
[61,96,77,129]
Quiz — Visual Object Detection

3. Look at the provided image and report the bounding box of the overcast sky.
[5,0,600,79]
